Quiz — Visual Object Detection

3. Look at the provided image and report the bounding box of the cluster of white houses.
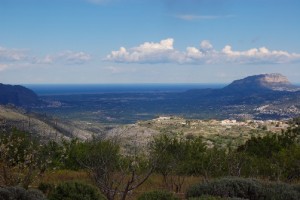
[153,116,290,130]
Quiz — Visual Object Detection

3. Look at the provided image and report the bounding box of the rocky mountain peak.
[224,73,299,92]
[260,73,290,85]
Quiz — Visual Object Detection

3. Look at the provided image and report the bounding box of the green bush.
[38,182,55,195]
[186,177,264,199]
[48,181,106,200]
[24,189,48,200]
[137,190,179,200]
[293,184,300,193]
[186,177,300,200]
[264,182,300,200]
[0,186,46,200]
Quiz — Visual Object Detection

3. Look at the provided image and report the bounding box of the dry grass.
[129,174,202,200]
[36,169,91,186]
[35,170,202,200]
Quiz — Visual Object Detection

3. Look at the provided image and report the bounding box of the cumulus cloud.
[200,40,213,50]
[106,38,181,64]
[105,38,300,65]
[221,45,297,64]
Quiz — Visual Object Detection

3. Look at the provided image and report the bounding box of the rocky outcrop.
[223,73,299,92]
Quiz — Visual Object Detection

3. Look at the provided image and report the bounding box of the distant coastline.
[24,83,226,96]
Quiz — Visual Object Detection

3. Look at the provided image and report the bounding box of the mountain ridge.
[0,83,40,106]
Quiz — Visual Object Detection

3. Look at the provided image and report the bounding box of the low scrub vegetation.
[186,177,300,200]
[0,186,46,200]
[48,181,106,200]
[0,118,299,199]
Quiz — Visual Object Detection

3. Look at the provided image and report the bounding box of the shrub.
[293,184,300,193]
[48,181,106,200]
[186,177,300,200]
[0,187,10,200]
[264,182,300,200]
[0,186,46,200]
[38,182,55,195]
[137,190,179,200]
[186,177,264,200]
[24,189,47,200]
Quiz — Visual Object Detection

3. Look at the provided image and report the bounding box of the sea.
[24,84,226,96]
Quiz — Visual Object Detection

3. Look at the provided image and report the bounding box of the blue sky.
[0,0,300,84]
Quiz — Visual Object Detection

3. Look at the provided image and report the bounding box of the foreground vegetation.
[0,118,300,199]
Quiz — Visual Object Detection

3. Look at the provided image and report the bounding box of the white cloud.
[200,40,213,50]
[37,51,91,65]
[0,45,91,72]
[58,51,91,64]
[0,46,27,62]
[134,38,174,51]
[0,46,31,71]
[38,55,53,64]
[106,38,179,64]
[221,45,296,64]
[105,38,300,65]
